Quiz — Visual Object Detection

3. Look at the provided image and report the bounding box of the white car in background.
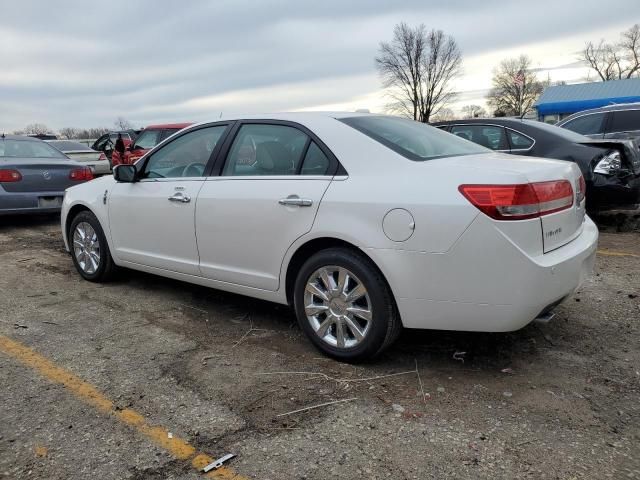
[60,113,598,361]
[47,140,111,175]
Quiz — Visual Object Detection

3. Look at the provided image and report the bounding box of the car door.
[195,121,336,291]
[108,124,230,275]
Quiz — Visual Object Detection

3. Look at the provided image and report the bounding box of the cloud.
[0,0,636,131]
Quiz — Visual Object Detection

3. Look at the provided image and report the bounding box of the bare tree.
[23,123,51,135]
[59,127,80,139]
[376,22,462,123]
[429,107,455,123]
[582,24,640,81]
[114,117,133,130]
[461,104,487,119]
[486,55,544,117]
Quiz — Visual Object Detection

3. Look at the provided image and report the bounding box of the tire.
[68,210,117,282]
[293,247,402,362]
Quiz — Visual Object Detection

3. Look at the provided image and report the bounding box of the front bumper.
[369,215,598,332]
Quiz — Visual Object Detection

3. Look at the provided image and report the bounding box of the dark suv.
[557,103,640,143]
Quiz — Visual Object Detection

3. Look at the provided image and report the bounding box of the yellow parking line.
[597,249,640,258]
[0,335,248,480]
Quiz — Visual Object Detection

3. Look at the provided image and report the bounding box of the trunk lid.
[1,158,86,193]
[65,151,102,161]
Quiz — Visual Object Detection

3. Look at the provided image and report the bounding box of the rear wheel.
[293,248,401,362]
[69,211,117,282]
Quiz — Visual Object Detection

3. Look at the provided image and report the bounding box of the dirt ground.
[0,215,638,479]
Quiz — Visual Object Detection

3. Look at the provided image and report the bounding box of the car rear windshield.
[48,140,93,151]
[340,115,489,161]
[0,139,67,158]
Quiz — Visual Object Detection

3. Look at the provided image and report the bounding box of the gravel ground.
[0,215,638,479]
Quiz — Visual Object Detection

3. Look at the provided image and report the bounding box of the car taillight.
[577,175,586,204]
[0,169,22,182]
[69,167,94,181]
[98,152,107,161]
[458,180,574,220]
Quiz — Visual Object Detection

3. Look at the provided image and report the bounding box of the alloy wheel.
[73,222,101,274]
[304,266,372,349]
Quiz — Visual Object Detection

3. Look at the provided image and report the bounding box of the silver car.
[47,140,112,175]
[557,102,640,144]
[0,135,94,215]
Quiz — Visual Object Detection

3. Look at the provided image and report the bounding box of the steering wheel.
[181,162,205,177]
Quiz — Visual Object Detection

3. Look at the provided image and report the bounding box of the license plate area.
[38,196,63,208]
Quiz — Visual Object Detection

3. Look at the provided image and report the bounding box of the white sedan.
[61,113,598,361]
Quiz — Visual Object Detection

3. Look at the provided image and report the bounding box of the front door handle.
[279,195,313,207]
[168,193,191,203]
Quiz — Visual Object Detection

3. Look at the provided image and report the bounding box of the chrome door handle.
[279,195,313,207]
[168,193,191,203]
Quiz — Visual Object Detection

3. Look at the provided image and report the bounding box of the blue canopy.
[535,79,640,116]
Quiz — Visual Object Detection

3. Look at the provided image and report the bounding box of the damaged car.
[434,118,640,213]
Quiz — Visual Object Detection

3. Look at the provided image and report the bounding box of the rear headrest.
[255,141,292,174]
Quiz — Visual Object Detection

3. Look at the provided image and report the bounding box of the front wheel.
[69,211,117,282]
[293,248,401,362]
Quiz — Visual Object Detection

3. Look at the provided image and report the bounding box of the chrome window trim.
[445,123,535,153]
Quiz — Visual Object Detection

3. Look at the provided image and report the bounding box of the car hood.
[577,139,640,174]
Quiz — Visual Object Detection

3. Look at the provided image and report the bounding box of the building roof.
[534,78,640,115]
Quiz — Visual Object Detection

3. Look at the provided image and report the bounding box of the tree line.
[10,117,135,139]
[376,22,640,122]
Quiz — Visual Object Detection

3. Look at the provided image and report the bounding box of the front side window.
[562,113,605,135]
[0,139,67,158]
[133,130,161,150]
[506,129,534,150]
[143,126,226,179]
[450,125,506,150]
[609,110,640,133]
[340,116,489,161]
[222,124,309,176]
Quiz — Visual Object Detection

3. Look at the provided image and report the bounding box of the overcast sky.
[0,0,637,132]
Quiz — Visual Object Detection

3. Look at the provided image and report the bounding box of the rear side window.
[609,110,640,133]
[562,113,605,135]
[506,130,534,150]
[340,116,488,161]
[301,142,330,175]
[450,125,506,150]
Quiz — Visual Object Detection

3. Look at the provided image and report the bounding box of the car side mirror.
[113,164,137,183]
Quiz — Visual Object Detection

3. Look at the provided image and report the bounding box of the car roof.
[433,118,530,126]
[0,134,47,142]
[143,123,193,130]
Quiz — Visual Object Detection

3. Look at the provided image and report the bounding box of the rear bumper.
[589,173,640,211]
[369,215,598,332]
[0,190,64,215]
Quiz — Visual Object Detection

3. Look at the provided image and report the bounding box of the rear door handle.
[279,195,313,207]
[168,193,191,203]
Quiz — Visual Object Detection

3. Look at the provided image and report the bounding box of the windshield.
[133,130,161,150]
[340,115,489,161]
[0,139,67,158]
[524,120,590,143]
